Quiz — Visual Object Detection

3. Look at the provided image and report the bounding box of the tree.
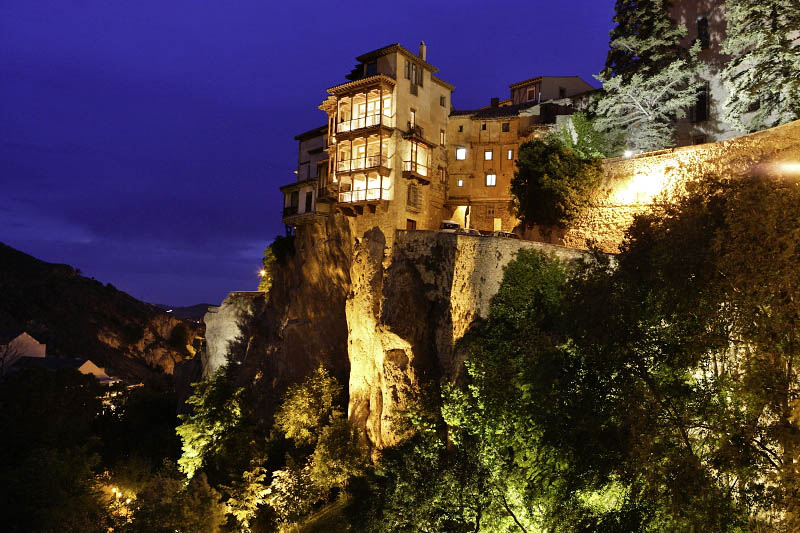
[721,0,800,131]
[274,365,344,448]
[132,465,226,533]
[510,138,603,228]
[176,363,245,480]
[223,458,269,532]
[605,0,689,81]
[595,0,701,152]
[552,112,616,160]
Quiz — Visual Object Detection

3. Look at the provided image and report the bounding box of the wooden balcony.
[402,160,430,184]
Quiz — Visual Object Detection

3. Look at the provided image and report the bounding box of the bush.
[511,138,603,228]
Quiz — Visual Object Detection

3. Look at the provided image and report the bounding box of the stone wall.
[202,292,265,377]
[523,118,800,252]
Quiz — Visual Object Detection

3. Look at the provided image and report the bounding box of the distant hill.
[0,242,202,382]
[154,303,215,321]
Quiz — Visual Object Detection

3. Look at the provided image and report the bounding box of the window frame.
[484,150,493,161]
[455,147,467,160]
[485,173,497,187]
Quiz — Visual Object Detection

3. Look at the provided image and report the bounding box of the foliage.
[604,0,689,81]
[257,245,276,293]
[595,0,701,152]
[132,465,226,533]
[551,173,800,529]
[274,365,344,448]
[223,458,269,532]
[265,459,324,526]
[552,112,616,159]
[351,431,491,532]
[176,363,245,479]
[0,368,108,532]
[309,417,366,491]
[721,0,800,131]
[510,138,603,228]
[271,235,295,265]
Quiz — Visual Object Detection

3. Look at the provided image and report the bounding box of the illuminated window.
[501,122,509,132]
[484,150,493,161]
[457,179,464,187]
[507,149,513,160]
[485,173,496,186]
[456,147,466,160]
[410,109,416,128]
[440,130,446,145]
[438,167,445,183]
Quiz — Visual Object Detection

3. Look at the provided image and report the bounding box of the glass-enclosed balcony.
[337,172,392,203]
[336,90,393,133]
[335,137,393,174]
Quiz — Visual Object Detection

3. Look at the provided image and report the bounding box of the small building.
[281,125,331,231]
[0,331,46,374]
[446,76,595,233]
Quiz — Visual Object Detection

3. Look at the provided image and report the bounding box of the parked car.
[464,228,482,236]
[439,220,461,233]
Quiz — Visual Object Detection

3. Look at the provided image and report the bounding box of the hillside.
[0,242,201,381]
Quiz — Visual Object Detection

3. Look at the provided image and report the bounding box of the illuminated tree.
[176,364,245,479]
[595,0,701,152]
[721,0,800,131]
[552,112,617,159]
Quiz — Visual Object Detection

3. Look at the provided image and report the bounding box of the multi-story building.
[445,76,594,232]
[280,125,330,231]
[281,43,592,235]
[316,42,454,235]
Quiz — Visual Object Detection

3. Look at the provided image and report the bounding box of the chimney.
[490,97,499,107]
[419,41,427,61]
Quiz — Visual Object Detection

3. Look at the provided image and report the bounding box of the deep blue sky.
[0,0,615,306]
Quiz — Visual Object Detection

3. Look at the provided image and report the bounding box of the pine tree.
[595,0,701,153]
[721,0,800,132]
[605,0,688,81]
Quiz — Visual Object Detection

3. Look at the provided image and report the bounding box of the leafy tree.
[595,0,701,152]
[176,363,245,480]
[552,112,616,159]
[309,417,366,491]
[274,365,344,448]
[223,458,269,532]
[510,138,603,228]
[132,465,226,533]
[721,0,800,131]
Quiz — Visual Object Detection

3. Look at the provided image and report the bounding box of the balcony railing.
[283,205,298,217]
[402,160,428,177]
[336,113,394,133]
[338,188,388,203]
[336,155,390,173]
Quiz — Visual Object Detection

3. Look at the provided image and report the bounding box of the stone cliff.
[201,222,588,447]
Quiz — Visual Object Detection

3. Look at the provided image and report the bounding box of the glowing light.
[624,150,634,159]
[258,269,267,277]
[776,162,800,175]
[112,487,118,493]
[125,498,131,504]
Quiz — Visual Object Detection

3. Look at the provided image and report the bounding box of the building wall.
[5,332,46,361]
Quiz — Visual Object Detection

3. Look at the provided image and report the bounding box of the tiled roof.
[294,125,328,141]
[450,101,540,119]
[327,74,396,95]
[356,43,439,73]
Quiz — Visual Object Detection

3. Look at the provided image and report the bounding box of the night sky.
[1,0,615,306]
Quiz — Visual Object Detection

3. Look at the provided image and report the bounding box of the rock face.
[203,222,588,447]
[202,292,265,377]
